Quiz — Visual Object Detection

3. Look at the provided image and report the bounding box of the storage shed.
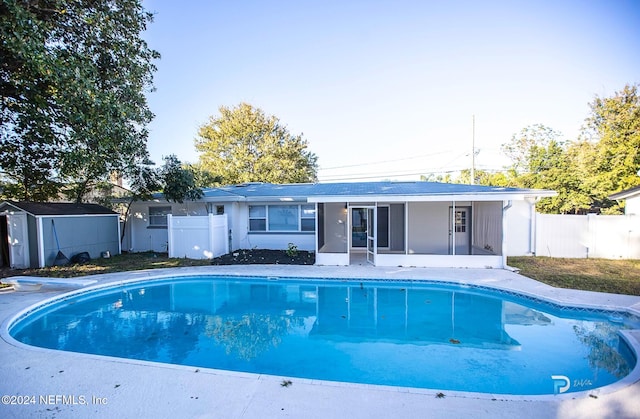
[0,201,120,269]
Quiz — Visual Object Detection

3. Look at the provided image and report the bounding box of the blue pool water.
[9,276,638,395]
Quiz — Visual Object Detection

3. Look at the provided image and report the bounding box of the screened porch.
[314,200,506,268]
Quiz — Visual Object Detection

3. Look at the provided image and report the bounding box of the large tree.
[0,0,159,201]
[159,155,203,203]
[581,83,640,213]
[501,124,563,175]
[195,103,318,185]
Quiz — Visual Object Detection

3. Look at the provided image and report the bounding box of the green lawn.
[1,253,639,296]
[507,256,640,296]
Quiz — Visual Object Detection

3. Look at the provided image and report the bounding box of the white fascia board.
[34,213,120,219]
[243,196,309,203]
[307,192,557,203]
[201,196,246,203]
[308,191,557,203]
[0,202,28,215]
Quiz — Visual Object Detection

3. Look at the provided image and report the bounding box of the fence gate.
[167,214,229,259]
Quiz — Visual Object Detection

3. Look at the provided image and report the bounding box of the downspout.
[502,200,512,270]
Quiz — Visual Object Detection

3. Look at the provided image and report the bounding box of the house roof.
[609,185,640,201]
[0,201,118,216]
[199,181,556,202]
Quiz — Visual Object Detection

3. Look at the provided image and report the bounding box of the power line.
[318,150,454,171]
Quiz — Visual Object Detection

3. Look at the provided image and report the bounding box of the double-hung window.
[149,206,171,228]
[249,204,316,232]
[249,205,267,231]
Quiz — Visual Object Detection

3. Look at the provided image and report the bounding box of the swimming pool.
[8,275,639,396]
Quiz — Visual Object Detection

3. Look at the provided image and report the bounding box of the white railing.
[168,214,229,259]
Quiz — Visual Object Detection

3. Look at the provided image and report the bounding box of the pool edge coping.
[2,265,640,403]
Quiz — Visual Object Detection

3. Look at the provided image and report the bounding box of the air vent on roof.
[235,182,264,188]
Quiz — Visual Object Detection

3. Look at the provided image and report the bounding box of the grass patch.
[508,257,640,296]
[0,252,212,280]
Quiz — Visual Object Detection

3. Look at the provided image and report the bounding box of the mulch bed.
[211,249,315,265]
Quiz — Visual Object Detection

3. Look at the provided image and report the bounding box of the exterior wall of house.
[233,202,316,252]
[504,200,535,256]
[626,195,640,215]
[124,195,543,265]
[127,200,316,254]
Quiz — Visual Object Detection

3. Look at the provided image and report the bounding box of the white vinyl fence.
[535,214,640,259]
[168,214,229,259]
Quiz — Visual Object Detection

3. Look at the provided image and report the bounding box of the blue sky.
[142,0,640,182]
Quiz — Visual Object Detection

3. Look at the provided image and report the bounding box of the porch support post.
[502,200,512,268]
[451,201,456,255]
[404,201,408,255]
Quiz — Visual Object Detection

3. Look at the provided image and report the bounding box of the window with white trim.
[149,206,171,227]
[248,204,316,232]
[249,205,267,231]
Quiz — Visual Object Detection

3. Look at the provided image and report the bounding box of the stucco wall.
[504,200,535,256]
[233,202,315,252]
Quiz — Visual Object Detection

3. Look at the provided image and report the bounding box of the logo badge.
[551,375,571,394]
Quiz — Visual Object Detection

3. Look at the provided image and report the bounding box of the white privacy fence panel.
[168,214,229,259]
[535,214,640,259]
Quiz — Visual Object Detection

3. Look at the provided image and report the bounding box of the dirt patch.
[211,249,315,265]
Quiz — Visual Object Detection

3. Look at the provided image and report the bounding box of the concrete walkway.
[1,265,640,419]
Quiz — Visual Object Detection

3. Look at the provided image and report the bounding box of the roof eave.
[307,191,557,203]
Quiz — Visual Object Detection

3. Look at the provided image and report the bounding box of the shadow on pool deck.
[1,264,640,419]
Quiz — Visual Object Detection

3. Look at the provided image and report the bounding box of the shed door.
[6,212,30,268]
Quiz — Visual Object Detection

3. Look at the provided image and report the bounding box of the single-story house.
[609,185,640,215]
[124,181,555,269]
[0,201,121,269]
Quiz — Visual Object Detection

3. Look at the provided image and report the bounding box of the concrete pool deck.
[1,265,640,419]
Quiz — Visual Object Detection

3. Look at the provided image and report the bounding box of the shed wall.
[41,216,119,266]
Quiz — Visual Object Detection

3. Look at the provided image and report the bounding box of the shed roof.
[0,201,117,216]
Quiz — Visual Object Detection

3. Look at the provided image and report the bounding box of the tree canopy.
[448,84,640,214]
[159,155,203,203]
[0,0,159,202]
[195,103,318,185]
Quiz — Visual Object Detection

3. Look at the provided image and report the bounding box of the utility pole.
[471,115,475,185]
